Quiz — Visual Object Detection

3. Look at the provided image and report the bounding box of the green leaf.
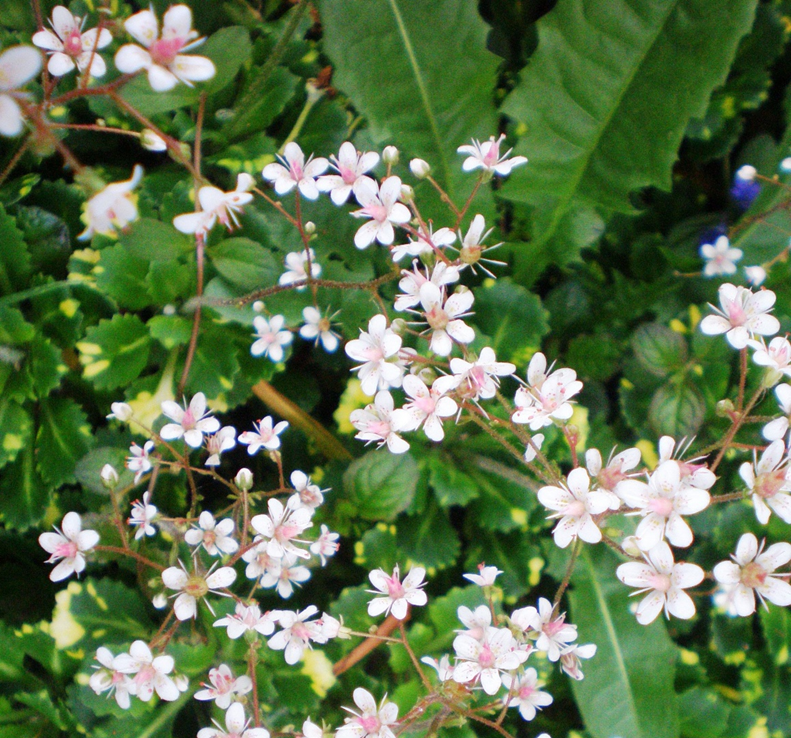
[427,453,479,507]
[0,442,48,530]
[632,323,688,378]
[678,687,731,738]
[321,0,499,214]
[760,604,791,666]
[118,218,193,262]
[36,398,95,488]
[501,0,758,262]
[396,498,461,571]
[569,545,679,738]
[95,244,153,310]
[0,398,32,469]
[120,26,252,116]
[145,258,196,305]
[77,314,151,390]
[208,237,280,291]
[472,278,549,364]
[181,321,241,399]
[648,380,706,437]
[14,206,71,274]
[148,315,193,349]
[0,202,31,295]
[343,450,419,521]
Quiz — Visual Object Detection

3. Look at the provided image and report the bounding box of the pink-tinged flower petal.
[731,584,756,616]
[635,514,665,551]
[390,598,408,620]
[666,589,696,620]
[752,494,772,524]
[673,563,704,589]
[674,487,710,515]
[173,592,197,620]
[77,529,100,551]
[452,634,480,661]
[699,315,731,336]
[154,674,179,701]
[162,4,193,38]
[617,562,656,588]
[367,596,392,617]
[32,29,63,52]
[61,512,82,539]
[768,492,791,523]
[537,485,573,511]
[81,27,113,51]
[665,513,694,548]
[577,515,602,544]
[552,516,580,548]
[635,590,665,624]
[50,558,77,581]
[162,566,188,590]
[114,44,151,73]
[148,63,179,91]
[452,660,481,684]
[124,10,159,47]
[758,542,791,571]
[479,668,502,695]
[0,47,41,91]
[206,567,237,589]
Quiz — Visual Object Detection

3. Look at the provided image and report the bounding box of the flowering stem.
[0,133,32,189]
[332,614,403,675]
[552,538,582,615]
[453,707,514,738]
[95,545,164,571]
[737,347,748,411]
[248,644,261,726]
[178,232,205,399]
[294,192,319,303]
[108,483,130,550]
[399,621,433,692]
[454,177,483,228]
[425,175,461,218]
[708,386,764,473]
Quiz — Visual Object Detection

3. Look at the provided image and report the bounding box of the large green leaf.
[36,398,95,488]
[569,545,679,738]
[320,0,499,214]
[501,0,758,264]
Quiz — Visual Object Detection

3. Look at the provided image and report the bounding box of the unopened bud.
[152,593,168,609]
[140,129,167,152]
[382,145,399,166]
[304,221,316,235]
[762,368,783,390]
[305,80,324,104]
[399,184,414,203]
[163,304,176,316]
[409,158,430,179]
[235,467,253,491]
[716,399,735,417]
[107,402,133,422]
[244,628,260,645]
[253,301,265,313]
[100,463,119,488]
[174,674,190,692]
[390,318,407,335]
[621,536,641,558]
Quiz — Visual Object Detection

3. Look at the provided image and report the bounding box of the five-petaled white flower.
[78,165,143,239]
[391,224,456,262]
[129,491,158,539]
[197,702,269,738]
[351,176,411,248]
[751,336,791,381]
[345,314,405,396]
[300,306,341,353]
[585,446,644,510]
[239,416,289,454]
[268,606,327,664]
[262,142,328,200]
[456,134,527,177]
[126,439,155,483]
[512,352,583,430]
[336,688,398,738]
[453,214,506,277]
[394,261,459,312]
[173,174,254,234]
[443,347,516,402]
[260,552,311,598]
[399,374,458,441]
[502,669,553,721]
[700,235,742,277]
[537,468,611,549]
[279,248,321,289]
[250,496,313,560]
[39,512,99,581]
[739,439,791,524]
[559,642,597,681]
[213,602,277,640]
[194,664,252,709]
[463,564,503,588]
[89,647,134,709]
[713,533,791,617]
[184,511,238,556]
[310,524,340,566]
[367,564,427,620]
[0,46,42,137]
[350,390,411,454]
[418,282,475,356]
[33,6,112,78]
[204,425,236,467]
[289,469,326,509]
[616,541,704,624]
[161,562,237,620]
[700,283,780,349]
[115,5,216,92]
[511,597,578,662]
[452,626,527,695]
[317,141,379,205]
[160,392,220,448]
[251,315,293,362]
[114,640,180,702]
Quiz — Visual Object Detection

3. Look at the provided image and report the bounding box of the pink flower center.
[598,467,625,491]
[544,617,566,637]
[755,469,787,499]
[724,298,747,326]
[54,540,79,559]
[367,420,391,438]
[181,406,196,430]
[648,496,674,517]
[426,304,449,331]
[288,161,305,182]
[564,500,586,518]
[741,561,768,589]
[647,572,672,593]
[292,622,311,641]
[413,395,436,415]
[277,523,300,541]
[135,664,156,686]
[358,715,382,734]
[149,36,185,67]
[482,137,501,167]
[478,642,496,669]
[338,164,357,184]
[64,30,83,57]
[203,530,217,548]
[518,684,536,700]
[185,575,209,598]
[362,201,388,223]
[386,576,405,600]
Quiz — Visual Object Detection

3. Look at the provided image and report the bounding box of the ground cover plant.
[2,1,791,737]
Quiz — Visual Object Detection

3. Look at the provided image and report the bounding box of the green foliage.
[342,450,419,521]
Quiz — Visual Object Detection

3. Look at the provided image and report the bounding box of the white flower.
[444,347,516,402]
[452,627,527,695]
[700,283,780,349]
[100,463,119,488]
[78,165,143,239]
[351,176,411,248]
[251,496,313,560]
[260,552,311,598]
[317,141,379,205]
[39,512,99,582]
[456,605,492,640]
[172,174,255,234]
[350,390,411,454]
[751,336,791,381]
[126,440,155,483]
[242,539,281,582]
[213,602,277,640]
[289,470,327,509]
[456,134,527,176]
[160,392,220,448]
[336,688,398,738]
[421,654,453,681]
[512,352,583,430]
[310,524,340,566]
[345,314,405,396]
[559,643,597,680]
[89,647,134,709]
[713,533,791,616]
[763,385,791,442]
[0,46,42,137]
[239,416,289,454]
[33,6,111,77]
[617,541,704,624]
[300,307,341,353]
[129,491,157,540]
[394,261,459,312]
[700,235,742,277]
[585,446,644,510]
[279,248,321,289]
[399,374,457,441]
[452,215,506,277]
[184,511,238,556]
[114,5,216,92]
[114,640,179,702]
[463,564,503,587]
[739,439,791,524]
[511,598,578,662]
[537,468,611,549]
[205,426,236,466]
[418,282,475,356]
[745,265,767,286]
[161,562,237,620]
[367,564,427,620]
[107,401,133,422]
[268,605,326,664]
[524,434,545,463]
[251,315,293,362]
[391,224,456,262]
[194,664,252,709]
[197,702,269,738]
[262,142,328,200]
[502,669,553,721]
[620,460,710,551]
[409,158,431,178]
